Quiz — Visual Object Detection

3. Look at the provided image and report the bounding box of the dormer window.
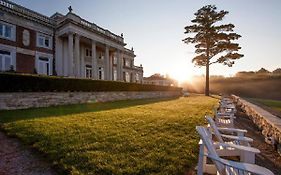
[37,33,52,49]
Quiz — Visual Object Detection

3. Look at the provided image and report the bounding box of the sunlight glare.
[166,62,203,83]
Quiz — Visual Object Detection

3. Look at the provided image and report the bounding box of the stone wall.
[232,95,281,147]
[0,91,181,110]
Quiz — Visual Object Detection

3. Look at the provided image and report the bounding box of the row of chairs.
[196,97,274,175]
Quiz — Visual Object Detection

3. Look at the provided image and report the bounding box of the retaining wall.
[232,95,281,146]
[0,91,181,110]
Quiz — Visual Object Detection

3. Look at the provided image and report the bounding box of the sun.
[169,69,194,83]
[164,61,205,84]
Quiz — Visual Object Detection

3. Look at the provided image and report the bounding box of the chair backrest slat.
[205,116,224,143]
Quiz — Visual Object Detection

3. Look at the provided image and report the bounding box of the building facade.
[0,0,143,83]
[143,74,177,86]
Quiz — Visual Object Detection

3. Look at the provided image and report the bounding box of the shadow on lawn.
[0,97,178,123]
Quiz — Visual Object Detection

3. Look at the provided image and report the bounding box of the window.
[86,49,88,56]
[98,67,104,80]
[125,60,130,67]
[126,72,130,82]
[123,58,126,66]
[85,65,92,78]
[98,52,104,59]
[135,73,139,82]
[0,50,12,71]
[123,72,126,81]
[0,22,15,40]
[123,58,130,67]
[125,72,130,82]
[38,57,50,75]
[130,73,133,82]
[85,48,92,57]
[113,68,117,81]
[113,56,117,64]
[36,53,53,76]
[37,33,52,49]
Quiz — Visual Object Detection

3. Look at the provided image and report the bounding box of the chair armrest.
[216,115,236,119]
[218,127,247,134]
[217,112,234,116]
[221,134,253,142]
[207,154,274,175]
[216,143,260,154]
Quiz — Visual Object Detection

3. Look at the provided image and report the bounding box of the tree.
[273,68,281,74]
[235,71,255,77]
[256,67,270,74]
[183,5,243,96]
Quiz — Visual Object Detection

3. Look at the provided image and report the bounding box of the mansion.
[0,0,143,83]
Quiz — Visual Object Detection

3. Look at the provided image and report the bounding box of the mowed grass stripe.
[248,98,281,113]
[1,96,218,175]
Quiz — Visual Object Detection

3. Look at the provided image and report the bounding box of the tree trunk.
[205,62,210,96]
[205,46,210,96]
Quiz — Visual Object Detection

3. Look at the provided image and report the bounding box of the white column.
[80,44,85,77]
[74,34,80,77]
[117,50,121,81]
[131,72,136,83]
[104,45,109,80]
[91,40,97,79]
[68,33,74,76]
[119,50,124,81]
[108,52,113,80]
[63,39,68,76]
[55,36,63,76]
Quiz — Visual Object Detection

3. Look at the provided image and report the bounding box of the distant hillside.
[183,75,281,100]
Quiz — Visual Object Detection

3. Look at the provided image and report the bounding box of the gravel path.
[234,106,281,175]
[0,131,58,175]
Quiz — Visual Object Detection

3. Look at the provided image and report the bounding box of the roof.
[144,76,169,81]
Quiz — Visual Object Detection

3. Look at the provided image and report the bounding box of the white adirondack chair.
[200,119,260,166]
[219,98,237,114]
[196,126,274,175]
[215,114,235,128]
[214,108,235,128]
[206,116,253,147]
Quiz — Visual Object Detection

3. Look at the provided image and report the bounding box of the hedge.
[0,73,182,92]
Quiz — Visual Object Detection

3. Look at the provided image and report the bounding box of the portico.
[54,12,138,81]
[56,35,125,81]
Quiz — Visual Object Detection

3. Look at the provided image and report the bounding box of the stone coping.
[232,95,281,144]
[0,91,181,110]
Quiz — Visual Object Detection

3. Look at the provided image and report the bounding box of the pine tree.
[183,5,243,96]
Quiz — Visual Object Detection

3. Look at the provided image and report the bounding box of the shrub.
[0,73,182,92]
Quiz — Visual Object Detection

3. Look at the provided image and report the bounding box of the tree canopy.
[183,5,243,95]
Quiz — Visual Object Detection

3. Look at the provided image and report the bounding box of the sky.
[13,0,281,82]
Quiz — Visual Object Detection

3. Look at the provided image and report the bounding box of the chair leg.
[197,142,204,175]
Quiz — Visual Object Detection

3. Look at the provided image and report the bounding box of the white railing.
[0,0,123,41]
[0,0,13,9]
[80,18,123,43]
[0,0,53,24]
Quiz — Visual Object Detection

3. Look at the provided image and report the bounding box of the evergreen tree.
[273,68,281,74]
[257,67,270,74]
[183,5,243,96]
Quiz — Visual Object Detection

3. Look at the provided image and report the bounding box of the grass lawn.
[247,98,281,113]
[0,95,218,175]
